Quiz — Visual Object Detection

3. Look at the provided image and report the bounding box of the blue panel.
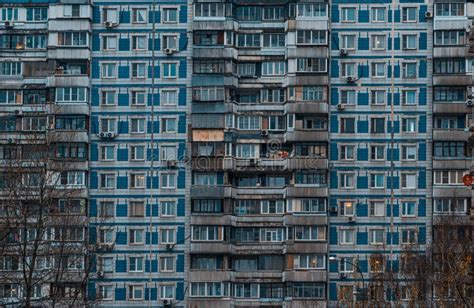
[89,227,97,244]
[356,203,368,217]
[331,33,339,51]
[179,5,187,23]
[358,260,368,273]
[418,170,426,189]
[178,143,186,159]
[148,38,160,51]
[179,32,188,51]
[91,88,99,107]
[357,148,368,161]
[117,176,128,189]
[392,232,399,245]
[89,199,97,217]
[88,282,96,301]
[179,87,187,106]
[330,143,338,161]
[117,148,128,161]
[357,232,368,245]
[329,283,337,301]
[115,203,127,217]
[418,143,426,161]
[91,60,100,79]
[90,171,98,189]
[118,38,130,51]
[357,120,368,133]
[179,115,187,133]
[331,88,339,105]
[394,37,400,50]
[92,34,100,52]
[330,115,338,133]
[419,32,427,50]
[121,11,130,24]
[358,92,368,105]
[393,93,400,106]
[177,198,185,216]
[329,259,338,273]
[330,60,339,78]
[419,115,427,133]
[116,231,127,245]
[150,287,157,300]
[419,59,427,78]
[149,10,160,23]
[116,260,126,273]
[92,6,101,23]
[118,120,128,134]
[418,226,426,244]
[394,10,400,22]
[387,148,399,162]
[177,226,185,243]
[358,10,369,22]
[357,176,368,189]
[90,143,98,162]
[330,227,338,245]
[419,88,426,105]
[118,66,129,79]
[330,171,338,189]
[360,65,369,78]
[91,116,99,134]
[418,199,426,217]
[358,38,369,50]
[179,60,187,78]
[178,170,186,189]
[458,115,466,129]
[176,282,185,300]
[177,254,184,272]
[115,288,126,301]
[118,93,129,106]
[331,5,339,23]
[387,176,400,190]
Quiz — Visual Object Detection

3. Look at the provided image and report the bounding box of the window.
[434,141,465,157]
[339,285,353,301]
[402,201,416,217]
[294,254,325,269]
[340,89,356,105]
[237,63,256,76]
[131,63,146,78]
[370,173,384,189]
[161,145,177,161]
[194,3,225,18]
[340,257,354,272]
[128,285,144,300]
[56,87,87,103]
[261,88,285,103]
[163,35,178,50]
[401,173,417,189]
[340,35,356,50]
[297,30,326,45]
[341,63,356,77]
[161,201,176,217]
[402,90,417,105]
[163,62,177,78]
[402,34,417,50]
[370,201,385,217]
[434,198,467,214]
[160,257,175,272]
[100,90,115,106]
[434,58,465,74]
[370,256,384,273]
[98,201,114,218]
[434,170,466,185]
[237,116,260,130]
[98,285,113,300]
[402,62,417,78]
[130,118,145,134]
[236,144,258,158]
[162,8,178,23]
[294,144,327,158]
[292,283,325,299]
[192,226,221,241]
[435,3,464,17]
[370,229,384,245]
[340,145,355,160]
[340,173,355,189]
[371,35,386,50]
[1,8,18,21]
[402,118,417,133]
[371,90,386,105]
[263,33,285,48]
[64,5,80,17]
[57,32,87,46]
[132,35,146,50]
[100,118,116,133]
[130,173,145,189]
[26,7,48,21]
[130,145,145,161]
[192,199,222,213]
[371,62,385,77]
[0,62,21,76]
[341,117,355,133]
[402,7,417,22]
[100,173,115,189]
[161,89,178,105]
[371,7,386,22]
[434,87,465,102]
[129,256,144,272]
[370,145,385,160]
[129,229,144,245]
[101,146,114,161]
[435,117,457,129]
[303,117,327,130]
[131,90,146,106]
[261,228,284,242]
[290,198,326,214]
[261,200,285,214]
[22,117,46,131]
[401,229,417,244]
[262,61,286,76]
[161,173,176,189]
[161,228,175,244]
[297,58,327,73]
[103,8,118,23]
[101,63,116,78]
[370,118,385,134]
[340,229,355,245]
[295,171,327,185]
[297,3,327,17]
[190,282,223,297]
[402,145,417,161]
[341,7,356,22]
[130,201,145,217]
[25,35,47,49]
[132,8,146,23]
[340,201,354,217]
[435,30,466,46]
[55,143,87,159]
[161,117,177,133]
[294,225,325,242]
[99,228,114,244]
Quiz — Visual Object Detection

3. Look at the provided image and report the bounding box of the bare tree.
[0,105,91,307]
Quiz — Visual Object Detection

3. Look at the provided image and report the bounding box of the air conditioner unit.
[14,109,22,115]
[346,77,356,83]
[340,272,347,278]
[425,11,432,19]
[105,245,113,251]
[104,21,114,28]
[164,48,174,55]
[467,100,473,107]
[249,158,257,165]
[99,132,106,138]
[329,205,338,213]
[261,130,269,136]
[7,138,15,144]
[339,49,348,56]
[348,216,356,223]
[166,243,174,250]
[4,21,13,28]
[106,132,116,138]
[337,104,345,111]
[96,271,104,278]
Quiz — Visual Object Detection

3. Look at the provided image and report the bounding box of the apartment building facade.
[89,0,190,306]
[329,0,432,305]
[190,0,330,307]
[0,0,91,306]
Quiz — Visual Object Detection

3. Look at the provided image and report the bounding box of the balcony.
[433,75,472,86]
[46,75,89,88]
[189,270,231,282]
[433,102,470,114]
[285,102,329,114]
[285,130,328,142]
[191,186,231,198]
[193,47,237,59]
[433,16,468,31]
[286,186,328,198]
[286,242,327,254]
[283,270,327,282]
[433,129,468,141]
